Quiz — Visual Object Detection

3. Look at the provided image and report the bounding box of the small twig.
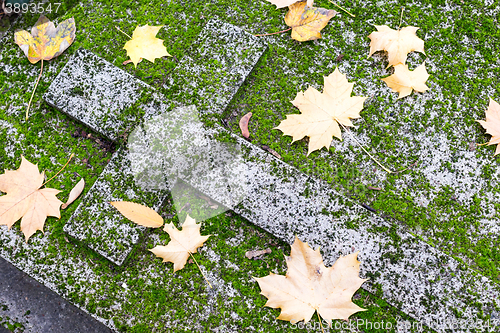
[339,123,411,174]
[115,25,131,39]
[328,0,355,17]
[42,153,74,187]
[398,7,405,30]
[317,312,325,333]
[254,27,292,37]
[339,123,394,173]
[26,59,43,120]
[189,252,212,288]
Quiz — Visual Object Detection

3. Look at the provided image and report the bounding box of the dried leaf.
[150,215,210,272]
[381,62,429,98]
[61,178,85,209]
[266,0,313,9]
[14,15,76,64]
[0,156,63,241]
[275,68,367,155]
[239,112,253,138]
[254,237,367,324]
[110,201,163,228]
[123,25,171,67]
[477,98,500,156]
[246,248,272,259]
[284,1,336,42]
[368,25,425,68]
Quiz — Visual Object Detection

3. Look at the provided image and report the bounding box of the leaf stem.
[477,142,489,146]
[189,252,212,288]
[254,27,292,37]
[26,59,43,120]
[115,25,132,39]
[398,7,405,30]
[317,312,325,333]
[328,0,355,17]
[42,153,74,187]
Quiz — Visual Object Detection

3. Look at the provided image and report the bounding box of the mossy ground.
[0,0,499,331]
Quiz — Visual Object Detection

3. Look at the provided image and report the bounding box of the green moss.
[1,0,499,331]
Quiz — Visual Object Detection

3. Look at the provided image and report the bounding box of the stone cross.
[43,19,500,332]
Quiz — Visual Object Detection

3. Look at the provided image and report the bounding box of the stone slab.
[56,19,267,265]
[164,19,268,115]
[43,48,151,142]
[63,147,169,266]
[0,256,112,333]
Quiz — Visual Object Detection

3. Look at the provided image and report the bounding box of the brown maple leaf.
[368,25,425,68]
[0,156,63,241]
[477,98,500,156]
[266,0,313,9]
[150,215,210,272]
[255,236,367,325]
[382,62,430,98]
[275,67,367,155]
[284,1,336,42]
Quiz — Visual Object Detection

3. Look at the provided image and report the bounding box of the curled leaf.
[239,112,253,138]
[61,178,85,209]
[110,201,164,228]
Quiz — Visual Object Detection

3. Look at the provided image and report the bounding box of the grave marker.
[42,19,500,332]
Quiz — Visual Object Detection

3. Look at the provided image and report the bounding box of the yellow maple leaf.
[266,0,313,9]
[255,236,367,325]
[381,62,429,98]
[284,1,336,42]
[275,67,367,155]
[123,25,171,67]
[477,98,500,156]
[0,156,63,241]
[368,25,425,68]
[14,15,76,64]
[150,215,210,272]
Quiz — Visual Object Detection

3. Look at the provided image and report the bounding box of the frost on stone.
[128,105,249,222]
[165,19,267,115]
[43,48,150,142]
